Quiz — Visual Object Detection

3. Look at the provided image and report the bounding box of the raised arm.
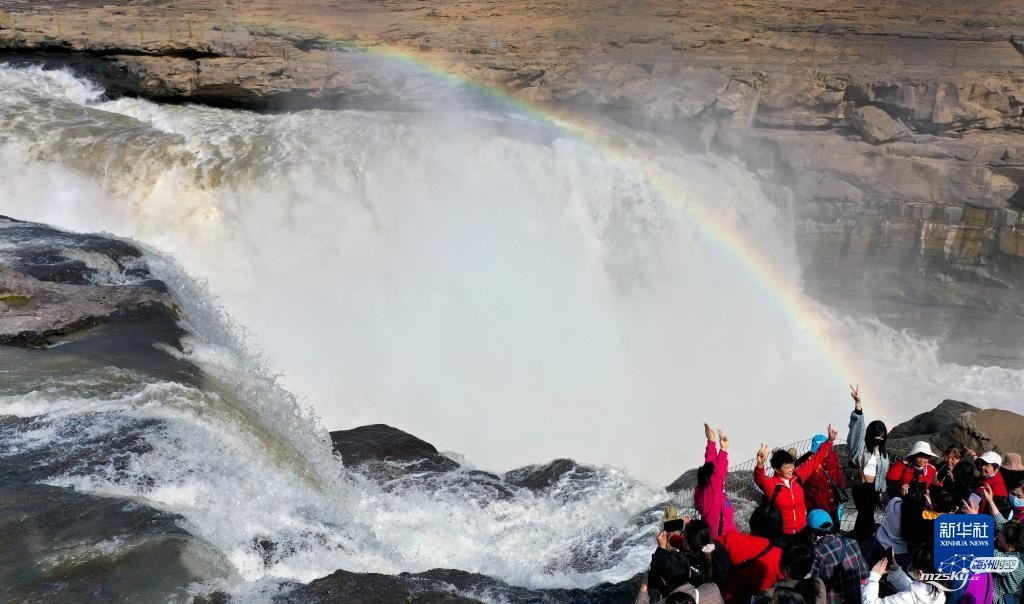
[704,423,717,463]
[796,424,838,483]
[847,385,866,466]
[754,443,771,493]
[713,429,729,484]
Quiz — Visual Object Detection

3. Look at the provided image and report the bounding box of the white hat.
[906,441,937,459]
[979,451,1003,466]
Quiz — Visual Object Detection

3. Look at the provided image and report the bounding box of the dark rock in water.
[0,216,153,286]
[0,265,178,347]
[275,567,640,604]
[890,400,981,440]
[0,217,198,385]
[0,482,232,602]
[329,424,460,473]
[503,459,596,493]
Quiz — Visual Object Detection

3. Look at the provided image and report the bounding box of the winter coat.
[848,409,891,493]
[979,470,1010,499]
[694,440,736,539]
[993,512,1024,604]
[861,568,946,603]
[889,461,938,491]
[754,440,834,535]
[799,447,847,514]
[875,497,907,555]
[718,531,783,604]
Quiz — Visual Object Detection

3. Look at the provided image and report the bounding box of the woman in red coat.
[977,451,1010,499]
[754,423,839,539]
[797,434,847,531]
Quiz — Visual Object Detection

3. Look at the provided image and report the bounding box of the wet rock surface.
[330,423,460,472]
[0,216,181,349]
[276,567,639,604]
[0,482,231,603]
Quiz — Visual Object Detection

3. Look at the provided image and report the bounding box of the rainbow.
[209,16,862,393]
[343,40,862,390]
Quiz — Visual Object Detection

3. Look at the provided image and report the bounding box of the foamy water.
[1,63,1022,599]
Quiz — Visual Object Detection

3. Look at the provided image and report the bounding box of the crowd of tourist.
[635,387,1024,604]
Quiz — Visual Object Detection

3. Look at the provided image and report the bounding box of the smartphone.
[885,546,896,566]
[663,518,686,533]
[968,493,982,509]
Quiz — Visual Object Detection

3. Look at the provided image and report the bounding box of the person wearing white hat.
[892,441,938,497]
[976,451,1009,499]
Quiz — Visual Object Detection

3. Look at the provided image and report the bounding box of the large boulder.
[888,400,1024,456]
[329,424,460,473]
[889,400,981,440]
[935,409,1024,456]
[849,105,909,144]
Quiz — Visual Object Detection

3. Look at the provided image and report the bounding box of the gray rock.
[849,105,909,144]
[0,266,178,347]
[889,400,981,440]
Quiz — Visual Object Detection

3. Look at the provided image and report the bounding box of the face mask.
[1011,494,1024,508]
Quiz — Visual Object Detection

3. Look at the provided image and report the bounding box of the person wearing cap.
[977,451,1010,499]
[754,424,839,541]
[807,508,868,604]
[796,434,847,532]
[846,385,892,543]
[694,423,736,540]
[890,441,939,496]
[1000,452,1024,494]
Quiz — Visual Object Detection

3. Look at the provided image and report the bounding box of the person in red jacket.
[888,441,938,497]
[694,422,736,539]
[754,423,839,540]
[977,451,1010,499]
[796,433,847,532]
[719,504,784,603]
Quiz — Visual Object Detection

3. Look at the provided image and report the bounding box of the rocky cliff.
[2,0,1024,361]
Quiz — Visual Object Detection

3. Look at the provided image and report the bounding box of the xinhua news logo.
[924,514,1019,592]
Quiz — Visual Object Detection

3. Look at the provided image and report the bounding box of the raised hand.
[827,423,839,442]
[756,443,769,466]
[981,483,995,502]
[872,557,889,576]
[718,429,729,451]
[850,384,861,406]
[704,422,715,442]
[963,498,980,515]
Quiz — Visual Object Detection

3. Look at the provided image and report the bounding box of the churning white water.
[1,63,1023,597]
